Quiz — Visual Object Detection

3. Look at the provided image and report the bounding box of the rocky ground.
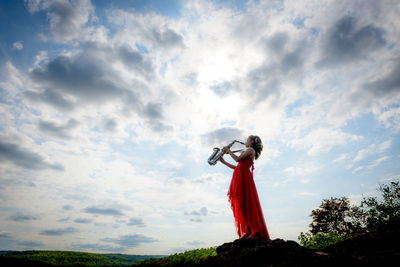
[196,229,400,266]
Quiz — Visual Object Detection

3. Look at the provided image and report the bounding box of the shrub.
[298,232,350,250]
[360,181,400,232]
[299,179,400,250]
[133,246,217,266]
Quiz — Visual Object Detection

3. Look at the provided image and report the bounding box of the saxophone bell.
[207,140,245,165]
[207,147,223,165]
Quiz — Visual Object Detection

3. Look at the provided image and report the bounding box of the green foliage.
[309,196,363,235]
[308,180,400,237]
[0,250,162,266]
[0,248,218,267]
[133,246,217,266]
[298,232,350,250]
[360,181,400,232]
[299,180,400,250]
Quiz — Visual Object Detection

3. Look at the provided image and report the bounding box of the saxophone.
[207,140,245,165]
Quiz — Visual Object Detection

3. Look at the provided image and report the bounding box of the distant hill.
[2,229,399,266]
[0,250,166,266]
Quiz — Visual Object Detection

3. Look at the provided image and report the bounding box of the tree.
[360,181,400,232]
[299,180,400,249]
[309,197,363,235]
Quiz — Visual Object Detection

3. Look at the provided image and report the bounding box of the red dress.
[227,156,270,240]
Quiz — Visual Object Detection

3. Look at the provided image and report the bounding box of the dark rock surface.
[198,229,400,267]
[199,237,331,267]
[323,229,400,266]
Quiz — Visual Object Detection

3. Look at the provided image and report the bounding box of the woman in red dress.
[219,135,271,240]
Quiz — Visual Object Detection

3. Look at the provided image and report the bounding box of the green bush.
[360,181,400,232]
[299,180,400,250]
[298,232,350,250]
[133,246,217,266]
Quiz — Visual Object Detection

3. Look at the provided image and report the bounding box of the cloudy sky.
[0,0,399,255]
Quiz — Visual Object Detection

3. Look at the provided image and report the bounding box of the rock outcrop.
[198,229,400,266]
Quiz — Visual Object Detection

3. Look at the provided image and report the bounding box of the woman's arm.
[219,157,236,170]
[224,147,255,162]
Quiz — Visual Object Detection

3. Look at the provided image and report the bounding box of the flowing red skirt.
[227,157,270,240]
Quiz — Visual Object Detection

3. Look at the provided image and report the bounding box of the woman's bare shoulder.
[247,147,255,159]
[247,147,255,153]
[241,147,255,154]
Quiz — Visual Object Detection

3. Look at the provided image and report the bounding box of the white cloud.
[299,178,311,184]
[352,155,391,174]
[25,0,99,44]
[284,165,318,176]
[288,128,362,156]
[380,174,400,182]
[369,156,391,169]
[348,140,392,172]
[12,41,23,50]
[378,107,400,133]
[352,166,365,174]
[0,61,24,99]
[159,159,184,170]
[107,9,184,60]
[348,190,378,206]
[295,192,318,197]
[333,153,351,163]
[353,140,392,163]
